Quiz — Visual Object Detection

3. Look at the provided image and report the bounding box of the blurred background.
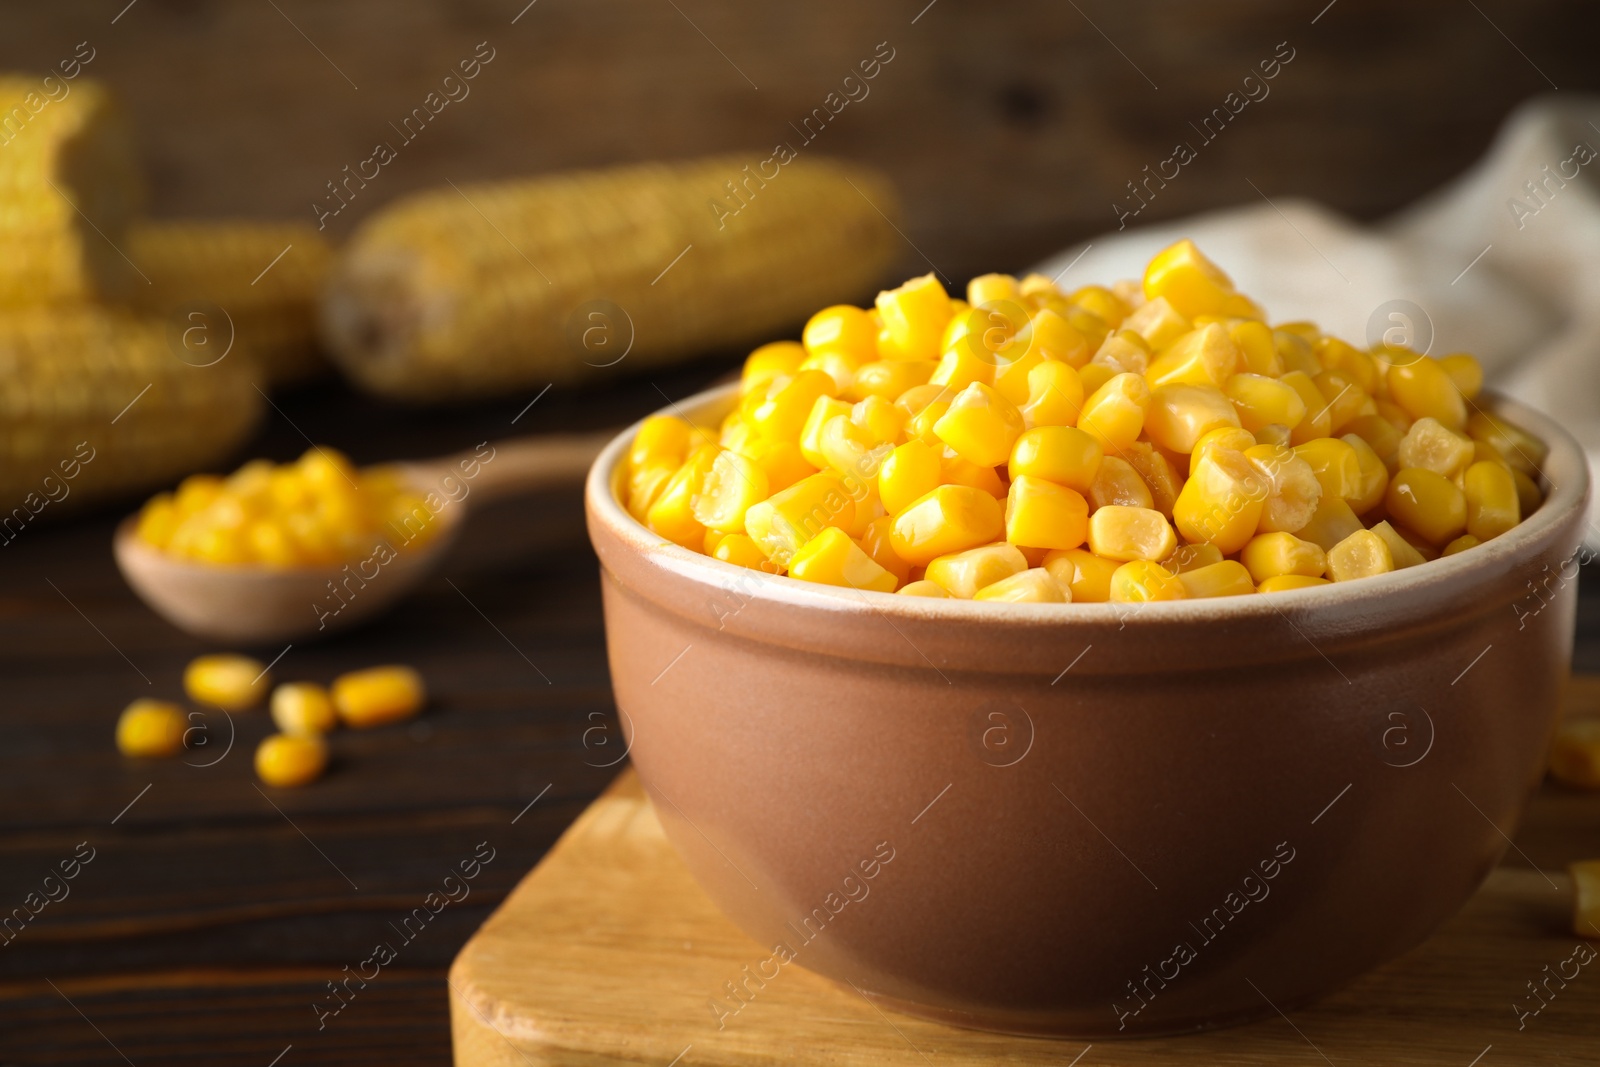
[4,1,1600,1064]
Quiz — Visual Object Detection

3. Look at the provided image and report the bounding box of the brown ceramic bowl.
[585,382,1588,1038]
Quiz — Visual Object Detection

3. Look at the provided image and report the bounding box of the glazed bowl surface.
[585,382,1588,1037]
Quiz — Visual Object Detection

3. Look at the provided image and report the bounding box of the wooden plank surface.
[451,769,1600,1067]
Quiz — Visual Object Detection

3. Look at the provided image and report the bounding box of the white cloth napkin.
[1033,95,1600,540]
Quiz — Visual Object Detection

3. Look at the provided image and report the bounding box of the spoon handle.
[402,430,616,506]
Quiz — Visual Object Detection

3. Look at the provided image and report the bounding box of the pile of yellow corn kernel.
[115,653,426,787]
[133,447,440,567]
[623,240,1548,603]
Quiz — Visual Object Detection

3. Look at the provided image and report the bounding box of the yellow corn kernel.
[1463,460,1520,541]
[1005,475,1090,550]
[889,484,1005,566]
[1241,531,1326,583]
[1367,520,1427,569]
[934,382,1025,467]
[875,273,952,362]
[1374,399,1414,434]
[1293,494,1364,552]
[333,665,425,728]
[1345,414,1405,470]
[1029,307,1093,367]
[1467,411,1547,478]
[248,519,302,567]
[1316,337,1380,394]
[749,369,837,443]
[896,383,952,444]
[1008,426,1102,493]
[989,337,1049,408]
[1550,720,1600,789]
[859,514,912,586]
[1244,443,1322,534]
[1397,417,1475,479]
[116,699,188,758]
[799,395,854,468]
[1070,284,1130,327]
[1088,505,1177,562]
[1088,456,1154,510]
[1257,574,1331,593]
[798,347,861,393]
[713,533,780,573]
[803,305,878,362]
[849,359,937,402]
[1173,448,1267,554]
[788,527,897,593]
[745,471,857,567]
[1274,329,1323,377]
[135,493,181,549]
[1293,438,1363,502]
[1279,371,1332,444]
[1143,383,1241,454]
[1313,370,1369,436]
[1225,373,1306,434]
[1109,559,1188,602]
[703,528,727,555]
[1164,541,1225,573]
[1178,559,1256,598]
[270,682,338,737]
[1386,467,1468,545]
[1326,529,1394,582]
[974,567,1070,603]
[925,542,1028,598]
[184,653,269,711]
[1124,443,1183,519]
[692,450,770,534]
[1442,534,1481,555]
[940,450,1006,496]
[851,395,906,444]
[1386,355,1466,431]
[1122,296,1191,349]
[1091,330,1152,376]
[1143,239,1238,318]
[1230,320,1282,377]
[1192,426,1258,471]
[298,447,358,492]
[819,415,891,483]
[1339,433,1390,515]
[1075,362,1115,399]
[175,473,226,515]
[1019,360,1085,429]
[1078,372,1150,452]
[1512,467,1543,517]
[897,579,950,597]
[1254,423,1292,448]
[1437,353,1484,400]
[929,342,995,392]
[1043,548,1118,602]
[1573,859,1600,938]
[742,439,814,494]
[741,342,806,395]
[255,733,327,788]
[1145,323,1240,389]
[876,440,943,515]
[647,446,718,549]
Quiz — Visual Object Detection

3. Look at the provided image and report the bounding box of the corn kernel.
[1225,373,1306,433]
[333,665,425,728]
[1029,307,1092,367]
[1242,532,1327,583]
[626,461,677,523]
[1387,355,1467,431]
[1293,437,1363,502]
[1294,494,1364,552]
[1467,411,1547,478]
[1091,330,1152,376]
[934,382,1025,467]
[1008,426,1102,492]
[1339,434,1390,515]
[1463,460,1520,541]
[1369,521,1429,569]
[1275,330,1323,377]
[1173,448,1267,554]
[926,542,1028,598]
[1109,559,1188,602]
[798,347,861,393]
[1085,456,1152,511]
[1070,284,1130,327]
[897,383,952,444]
[750,369,837,442]
[1143,239,1238,318]
[1178,559,1256,598]
[898,579,950,597]
[712,533,780,573]
[1019,360,1085,428]
[1279,371,1332,444]
[1442,534,1480,555]
[876,274,952,362]
[1326,529,1394,582]
[742,439,814,494]
[1397,417,1475,479]
[271,682,338,736]
[849,359,937,402]
[184,653,269,711]
[745,471,858,567]
[974,567,1070,603]
[799,395,854,468]
[803,305,878,362]
[1164,541,1225,573]
[1089,505,1177,562]
[1145,323,1240,389]
[741,342,806,395]
[879,440,944,515]
[691,450,770,534]
[255,733,328,788]
[1386,468,1468,545]
[1345,414,1405,469]
[1437,353,1484,401]
[1374,398,1414,434]
[1550,720,1600,789]
[1255,423,1293,448]
[1192,426,1258,471]
[1075,362,1116,400]
[647,446,718,549]
[819,415,891,482]
[929,343,995,392]
[1123,296,1191,349]
[1512,467,1543,516]
[940,450,1007,496]
[1005,476,1090,550]
[1124,444,1183,519]
[889,484,1005,566]
[1043,548,1120,602]
[859,515,913,585]
[1316,337,1380,394]
[1143,383,1241,454]
[1257,574,1331,593]
[1244,443,1322,534]
[135,494,180,549]
[1079,372,1150,452]
[1230,320,1282,377]
[788,527,897,592]
[116,699,187,758]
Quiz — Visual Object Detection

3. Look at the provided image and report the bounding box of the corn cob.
[128,220,334,385]
[0,308,260,522]
[0,76,144,305]
[321,155,903,402]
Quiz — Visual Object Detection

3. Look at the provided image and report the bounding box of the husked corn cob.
[0,77,143,305]
[322,156,903,401]
[128,220,334,385]
[0,308,260,520]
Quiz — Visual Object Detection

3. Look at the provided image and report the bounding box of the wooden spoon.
[114,431,616,645]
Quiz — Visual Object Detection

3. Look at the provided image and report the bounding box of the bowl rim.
[585,381,1591,626]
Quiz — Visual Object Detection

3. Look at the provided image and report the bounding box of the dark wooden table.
[4,359,1600,1066]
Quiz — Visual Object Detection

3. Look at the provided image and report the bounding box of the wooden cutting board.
[449,692,1600,1066]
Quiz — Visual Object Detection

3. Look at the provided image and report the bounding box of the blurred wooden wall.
[3,0,1595,281]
